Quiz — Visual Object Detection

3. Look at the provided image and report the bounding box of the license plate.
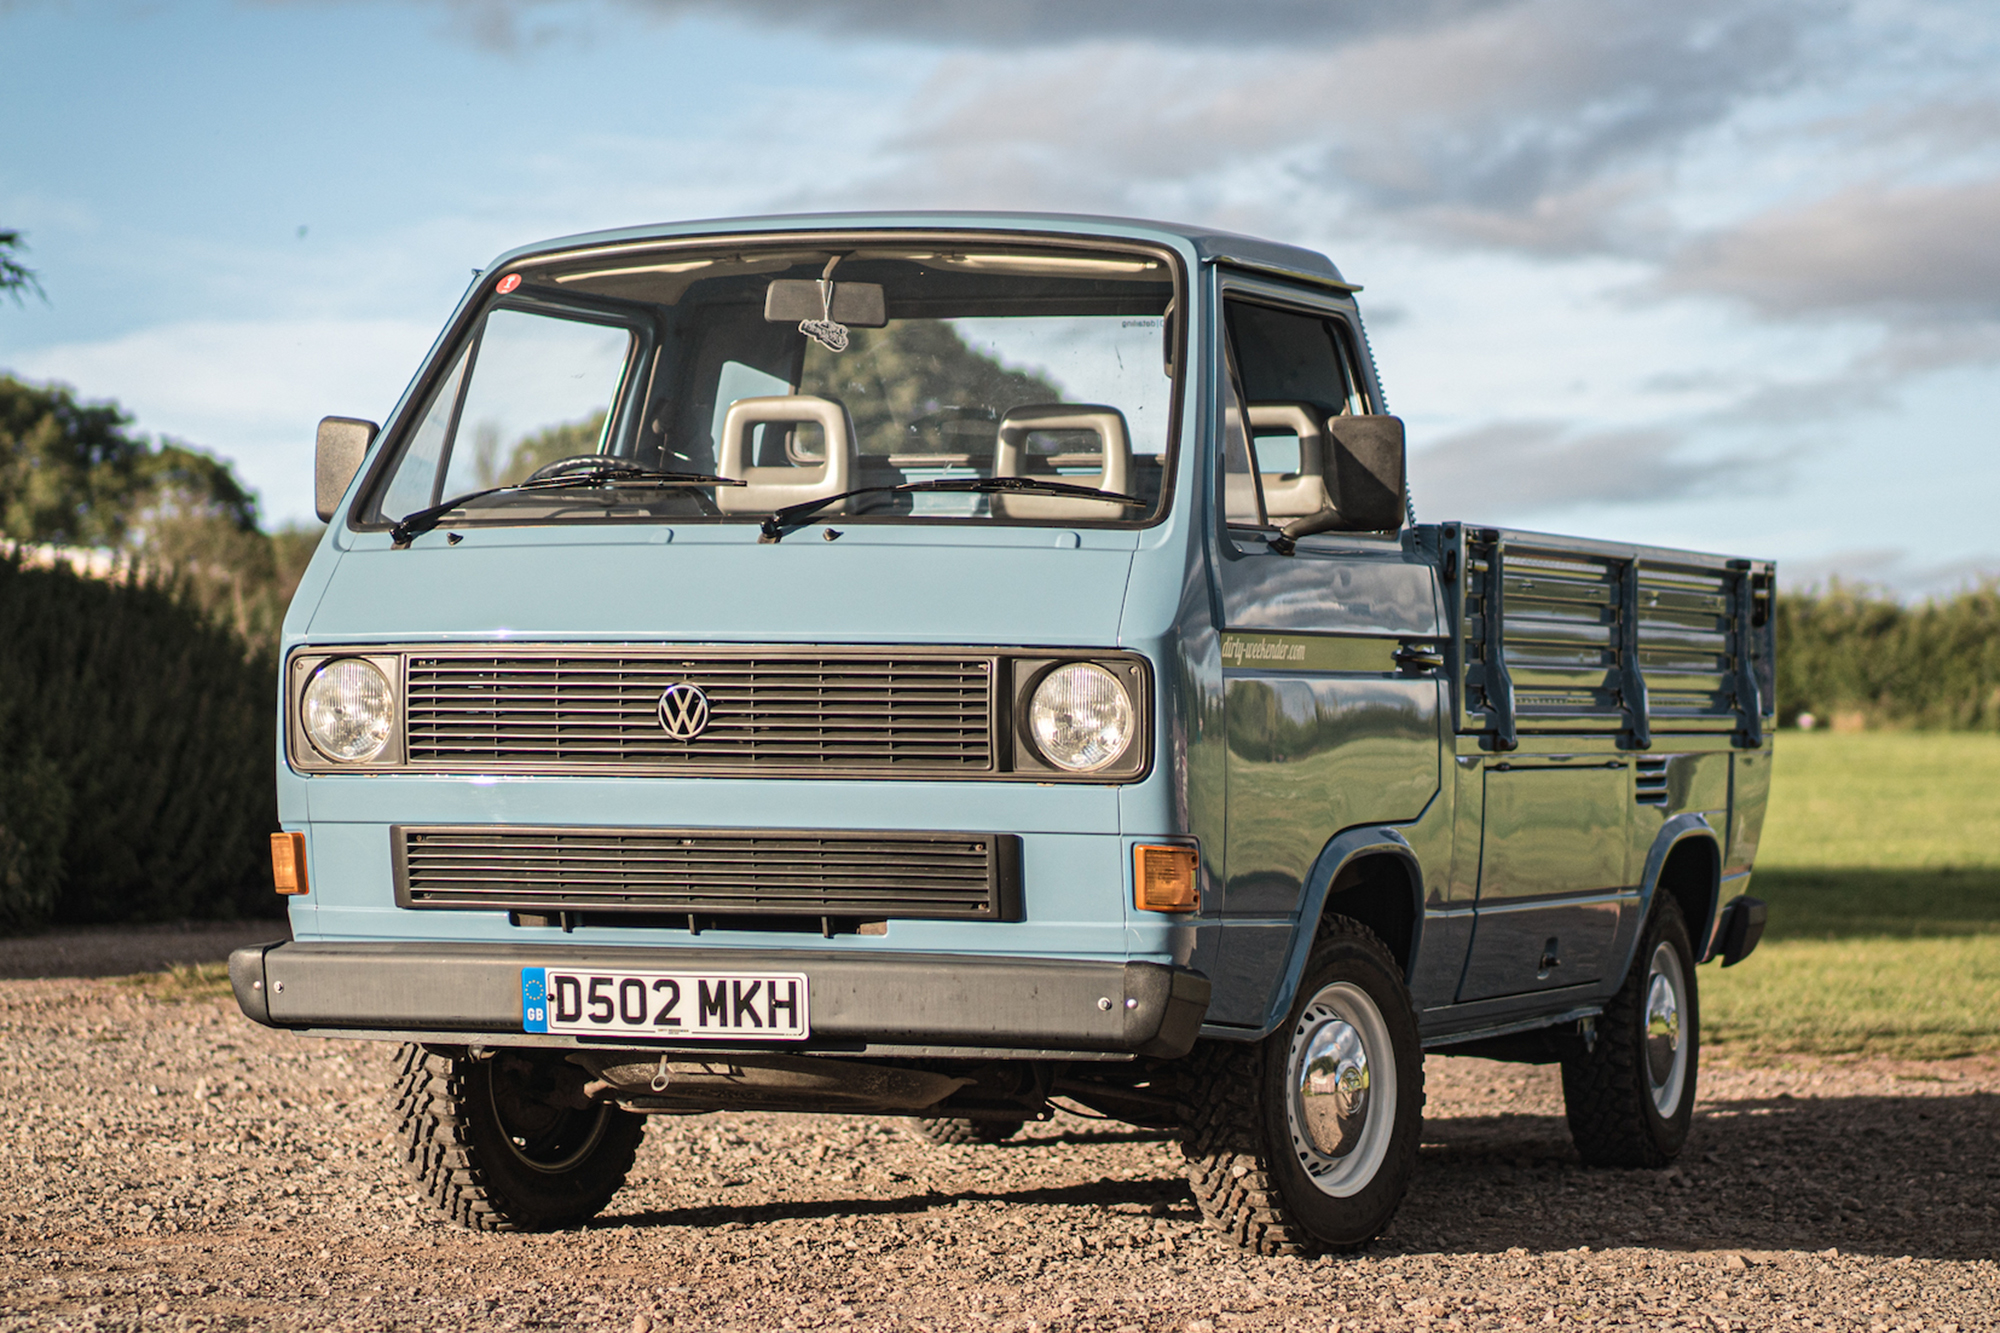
[521,967,809,1040]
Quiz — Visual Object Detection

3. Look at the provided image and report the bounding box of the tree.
[0,231,44,306]
[0,375,323,652]
[0,376,149,546]
[802,319,1061,454]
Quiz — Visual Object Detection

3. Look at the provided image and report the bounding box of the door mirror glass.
[315,417,377,522]
[1324,414,1405,532]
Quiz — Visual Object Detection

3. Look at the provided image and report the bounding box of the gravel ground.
[3,969,1997,1332]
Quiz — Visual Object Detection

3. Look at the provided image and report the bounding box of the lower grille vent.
[394,826,1021,922]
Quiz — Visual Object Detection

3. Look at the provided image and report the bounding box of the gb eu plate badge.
[522,968,551,1033]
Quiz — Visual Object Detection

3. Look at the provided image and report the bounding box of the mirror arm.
[1266,507,1349,556]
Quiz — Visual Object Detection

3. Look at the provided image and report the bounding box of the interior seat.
[714,395,857,514]
[990,404,1133,521]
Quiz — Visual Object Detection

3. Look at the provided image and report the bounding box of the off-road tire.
[912,1117,1025,1146]
[1561,895,1699,1168]
[394,1045,645,1231]
[1177,916,1424,1255]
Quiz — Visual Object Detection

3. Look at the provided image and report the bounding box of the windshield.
[363,241,1181,531]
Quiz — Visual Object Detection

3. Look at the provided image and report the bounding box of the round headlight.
[302,658,393,762]
[1029,663,1135,772]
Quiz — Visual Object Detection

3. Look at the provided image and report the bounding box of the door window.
[1220,299,1368,530]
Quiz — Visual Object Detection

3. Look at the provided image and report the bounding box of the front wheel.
[1179,917,1424,1255]
[395,1045,645,1231]
[1561,896,1699,1167]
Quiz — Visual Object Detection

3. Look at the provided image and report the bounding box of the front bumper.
[229,941,1211,1060]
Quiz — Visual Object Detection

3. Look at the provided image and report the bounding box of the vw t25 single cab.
[233,212,1773,1253]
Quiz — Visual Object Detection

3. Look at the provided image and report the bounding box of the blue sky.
[3,0,1997,593]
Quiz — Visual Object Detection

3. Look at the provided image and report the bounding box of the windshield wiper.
[758,476,1146,542]
[390,465,742,548]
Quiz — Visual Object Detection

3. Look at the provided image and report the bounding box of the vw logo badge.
[657,683,711,741]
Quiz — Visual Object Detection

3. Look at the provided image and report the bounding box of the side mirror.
[1325,414,1406,531]
[315,417,378,522]
[1269,414,1406,552]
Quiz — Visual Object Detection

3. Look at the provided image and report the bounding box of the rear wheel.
[912,1117,1025,1146]
[395,1045,644,1231]
[1178,917,1423,1255]
[1561,896,1699,1167]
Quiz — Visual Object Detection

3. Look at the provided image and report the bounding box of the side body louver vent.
[1635,757,1670,806]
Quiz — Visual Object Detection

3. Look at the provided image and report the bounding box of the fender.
[1617,813,1725,984]
[1248,824,1427,1040]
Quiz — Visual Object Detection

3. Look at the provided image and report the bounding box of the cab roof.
[486,210,1356,293]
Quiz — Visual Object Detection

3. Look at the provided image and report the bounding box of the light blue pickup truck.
[232,212,1772,1254]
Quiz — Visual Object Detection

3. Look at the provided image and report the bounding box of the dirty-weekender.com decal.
[1219,632,1399,675]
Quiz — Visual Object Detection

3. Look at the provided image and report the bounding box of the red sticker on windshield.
[496,273,521,294]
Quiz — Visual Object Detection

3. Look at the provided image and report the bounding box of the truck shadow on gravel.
[1400,1093,2000,1263]
[603,1174,1196,1232]
[599,1094,1999,1264]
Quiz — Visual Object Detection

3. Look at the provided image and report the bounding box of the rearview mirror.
[1269,414,1406,551]
[315,416,378,522]
[763,279,887,328]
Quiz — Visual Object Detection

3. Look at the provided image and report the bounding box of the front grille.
[393,826,1021,921]
[403,650,995,775]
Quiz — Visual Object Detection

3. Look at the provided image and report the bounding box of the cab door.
[1203,283,1447,1027]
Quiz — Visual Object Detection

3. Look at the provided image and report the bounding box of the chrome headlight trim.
[288,651,404,771]
[1026,662,1136,772]
[1008,654,1151,782]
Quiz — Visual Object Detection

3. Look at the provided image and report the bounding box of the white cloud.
[1662,176,2000,318]
[1409,419,1791,518]
[422,0,1510,52]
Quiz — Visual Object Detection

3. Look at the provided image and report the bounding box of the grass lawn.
[1704,731,2000,1059]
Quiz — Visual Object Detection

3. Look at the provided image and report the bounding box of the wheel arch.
[1633,815,1725,971]
[1254,826,1424,1039]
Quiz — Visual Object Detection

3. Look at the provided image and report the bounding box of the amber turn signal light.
[270,832,309,896]
[1134,844,1199,913]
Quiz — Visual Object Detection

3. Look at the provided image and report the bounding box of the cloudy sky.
[3,0,1996,592]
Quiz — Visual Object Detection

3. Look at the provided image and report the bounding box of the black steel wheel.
[395,1045,644,1231]
[1178,916,1424,1255]
[1561,895,1700,1168]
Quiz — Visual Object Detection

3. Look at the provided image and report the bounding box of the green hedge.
[1776,581,2000,730]
[0,554,280,932]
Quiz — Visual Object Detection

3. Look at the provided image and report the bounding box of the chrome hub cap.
[1285,982,1396,1198]
[1643,942,1689,1117]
